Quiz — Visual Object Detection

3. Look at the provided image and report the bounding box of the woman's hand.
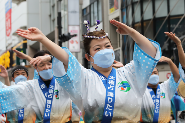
[164,32,181,46]
[29,55,51,67]
[112,60,124,68]
[158,56,172,64]
[13,49,32,62]
[159,56,180,83]
[110,20,135,35]
[16,27,45,42]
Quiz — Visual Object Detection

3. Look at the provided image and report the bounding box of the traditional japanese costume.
[52,39,161,123]
[0,75,72,123]
[141,74,181,123]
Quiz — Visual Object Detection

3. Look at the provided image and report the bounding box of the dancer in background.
[13,49,81,123]
[140,56,180,123]
[165,32,185,123]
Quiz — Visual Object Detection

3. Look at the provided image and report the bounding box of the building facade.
[121,0,185,82]
[2,0,181,83]
[0,0,28,83]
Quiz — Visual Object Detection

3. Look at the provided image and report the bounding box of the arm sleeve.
[179,63,185,82]
[0,80,35,114]
[117,39,161,97]
[162,74,181,100]
[52,47,87,110]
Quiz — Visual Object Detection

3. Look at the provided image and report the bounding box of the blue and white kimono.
[0,77,72,122]
[52,39,161,122]
[0,82,35,123]
[141,74,181,123]
[33,69,82,122]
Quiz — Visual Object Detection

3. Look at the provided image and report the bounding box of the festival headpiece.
[83,20,108,39]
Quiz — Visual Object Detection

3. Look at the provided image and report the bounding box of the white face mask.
[148,74,159,85]
[14,75,27,84]
[89,49,115,68]
[38,69,53,80]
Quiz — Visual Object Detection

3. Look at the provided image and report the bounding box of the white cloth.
[53,40,161,122]
[0,114,6,123]
[141,75,181,123]
[0,79,72,123]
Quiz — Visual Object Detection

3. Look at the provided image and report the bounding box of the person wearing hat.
[140,56,181,123]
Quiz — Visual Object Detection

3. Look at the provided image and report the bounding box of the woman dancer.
[16,20,161,122]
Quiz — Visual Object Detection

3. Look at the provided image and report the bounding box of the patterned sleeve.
[0,80,35,114]
[52,47,86,110]
[117,39,161,97]
[161,74,181,100]
[179,64,185,82]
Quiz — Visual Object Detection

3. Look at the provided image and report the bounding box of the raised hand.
[159,56,172,64]
[29,55,51,67]
[13,49,32,62]
[112,60,124,68]
[16,27,45,42]
[0,65,8,78]
[110,20,134,35]
[164,32,181,46]
[159,56,180,83]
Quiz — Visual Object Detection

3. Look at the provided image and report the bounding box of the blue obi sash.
[18,109,24,123]
[91,67,116,123]
[38,76,55,123]
[147,85,161,123]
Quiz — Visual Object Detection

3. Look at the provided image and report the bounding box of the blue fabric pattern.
[0,81,34,114]
[179,63,185,82]
[33,69,39,79]
[132,39,161,96]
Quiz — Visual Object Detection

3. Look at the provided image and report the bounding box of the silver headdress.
[83,20,108,39]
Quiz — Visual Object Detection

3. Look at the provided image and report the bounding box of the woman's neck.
[93,65,112,78]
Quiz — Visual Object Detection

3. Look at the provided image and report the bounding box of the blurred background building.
[0,0,184,83]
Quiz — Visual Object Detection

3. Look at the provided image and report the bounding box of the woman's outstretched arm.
[16,28,69,70]
[110,20,157,58]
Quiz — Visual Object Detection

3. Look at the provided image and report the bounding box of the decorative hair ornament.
[84,20,90,33]
[95,20,100,31]
[83,20,108,39]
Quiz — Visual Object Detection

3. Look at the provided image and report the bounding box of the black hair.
[33,50,51,58]
[83,30,111,55]
[11,65,28,77]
